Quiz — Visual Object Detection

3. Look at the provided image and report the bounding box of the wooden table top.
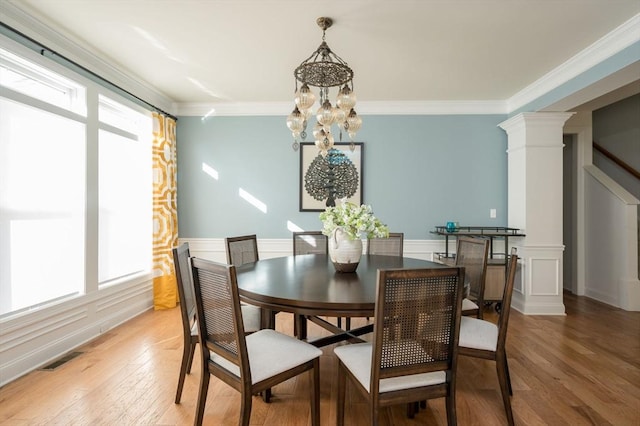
[235,254,446,317]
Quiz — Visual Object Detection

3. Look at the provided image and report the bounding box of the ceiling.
[4,0,640,111]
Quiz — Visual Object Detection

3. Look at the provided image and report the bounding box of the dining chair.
[225,234,273,330]
[455,236,490,319]
[190,257,322,426]
[291,231,355,333]
[225,234,259,266]
[334,266,465,426]
[458,247,518,426]
[292,231,329,335]
[367,232,404,256]
[293,231,328,255]
[224,234,276,401]
[171,243,260,404]
[362,232,405,328]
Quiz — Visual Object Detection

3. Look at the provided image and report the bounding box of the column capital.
[499,112,575,134]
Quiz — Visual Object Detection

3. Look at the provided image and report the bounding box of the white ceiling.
[4,0,640,111]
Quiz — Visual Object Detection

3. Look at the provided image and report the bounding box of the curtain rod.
[1,22,178,121]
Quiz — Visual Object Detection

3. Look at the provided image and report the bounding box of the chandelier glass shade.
[287,17,362,153]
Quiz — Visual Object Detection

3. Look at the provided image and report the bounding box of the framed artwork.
[299,142,363,212]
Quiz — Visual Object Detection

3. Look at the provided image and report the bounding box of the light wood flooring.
[1,292,639,425]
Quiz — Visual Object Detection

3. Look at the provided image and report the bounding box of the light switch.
[490,209,497,218]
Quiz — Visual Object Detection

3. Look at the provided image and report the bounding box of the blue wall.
[175,39,640,240]
[176,114,508,238]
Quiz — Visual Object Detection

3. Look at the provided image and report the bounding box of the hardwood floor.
[1,292,638,425]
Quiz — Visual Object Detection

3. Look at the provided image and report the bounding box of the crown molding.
[507,13,640,113]
[174,100,508,117]
[357,101,507,115]
[1,1,175,114]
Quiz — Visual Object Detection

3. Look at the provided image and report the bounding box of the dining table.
[235,254,451,347]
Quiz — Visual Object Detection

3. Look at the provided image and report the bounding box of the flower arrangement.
[319,200,389,241]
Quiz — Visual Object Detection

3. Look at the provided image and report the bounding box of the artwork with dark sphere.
[304,149,359,207]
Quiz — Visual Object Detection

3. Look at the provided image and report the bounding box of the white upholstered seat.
[334,342,446,393]
[211,329,321,384]
[462,297,479,312]
[459,316,498,352]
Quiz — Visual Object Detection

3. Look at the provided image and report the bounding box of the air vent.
[39,351,83,370]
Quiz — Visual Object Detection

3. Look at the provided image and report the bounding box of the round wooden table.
[235,254,447,346]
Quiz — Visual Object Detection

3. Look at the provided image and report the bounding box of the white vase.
[329,227,363,273]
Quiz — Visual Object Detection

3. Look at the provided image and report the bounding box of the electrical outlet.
[490,208,497,218]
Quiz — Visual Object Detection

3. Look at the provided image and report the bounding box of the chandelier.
[286,17,362,154]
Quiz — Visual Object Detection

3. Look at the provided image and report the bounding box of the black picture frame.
[299,142,363,212]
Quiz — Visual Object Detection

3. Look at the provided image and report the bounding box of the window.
[0,47,86,115]
[98,96,152,285]
[0,42,152,316]
[0,98,86,314]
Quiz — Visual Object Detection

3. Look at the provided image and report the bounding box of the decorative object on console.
[320,200,389,272]
[286,17,362,153]
[446,221,459,232]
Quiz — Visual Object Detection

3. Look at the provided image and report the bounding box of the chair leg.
[175,339,194,404]
[186,339,197,374]
[337,317,342,328]
[496,352,515,426]
[240,389,253,426]
[406,399,426,417]
[345,317,351,330]
[504,350,513,396]
[406,402,416,418]
[260,308,276,329]
[446,394,457,426]
[336,362,346,426]
[372,406,384,426]
[310,359,320,426]
[194,366,210,426]
[294,314,307,339]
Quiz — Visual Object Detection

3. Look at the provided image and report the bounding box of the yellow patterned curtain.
[152,112,179,309]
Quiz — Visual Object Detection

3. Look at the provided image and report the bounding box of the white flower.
[319,200,389,240]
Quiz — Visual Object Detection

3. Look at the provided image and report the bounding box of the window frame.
[0,35,154,318]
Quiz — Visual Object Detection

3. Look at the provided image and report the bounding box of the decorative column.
[499,112,574,315]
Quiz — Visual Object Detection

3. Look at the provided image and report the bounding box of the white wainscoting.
[0,277,153,387]
[510,245,566,315]
[181,237,450,263]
